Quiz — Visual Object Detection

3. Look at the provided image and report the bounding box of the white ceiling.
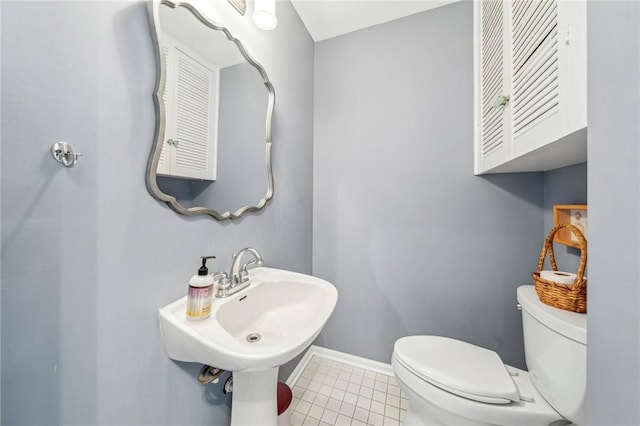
[289,0,460,42]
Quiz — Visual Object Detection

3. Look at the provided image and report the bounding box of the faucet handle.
[214,274,231,298]
[241,258,263,272]
[212,271,228,281]
[219,276,231,288]
[239,258,263,283]
[212,271,230,293]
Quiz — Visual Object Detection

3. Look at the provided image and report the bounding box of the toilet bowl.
[392,286,586,426]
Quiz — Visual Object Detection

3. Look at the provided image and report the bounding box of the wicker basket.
[531,223,587,313]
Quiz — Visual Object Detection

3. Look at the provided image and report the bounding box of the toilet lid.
[394,336,520,404]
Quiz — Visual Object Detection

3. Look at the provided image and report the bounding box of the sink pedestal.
[231,367,279,426]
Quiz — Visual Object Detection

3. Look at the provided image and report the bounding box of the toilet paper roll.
[540,270,577,286]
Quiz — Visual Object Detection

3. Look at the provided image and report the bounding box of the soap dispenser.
[186,256,216,321]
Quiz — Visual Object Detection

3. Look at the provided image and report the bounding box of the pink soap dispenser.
[186,256,216,320]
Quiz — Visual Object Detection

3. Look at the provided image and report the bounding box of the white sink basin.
[159,267,338,372]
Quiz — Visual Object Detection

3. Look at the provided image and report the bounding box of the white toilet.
[392,285,586,426]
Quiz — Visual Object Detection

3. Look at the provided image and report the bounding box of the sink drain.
[246,333,261,343]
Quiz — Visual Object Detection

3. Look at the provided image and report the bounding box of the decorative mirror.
[146,0,274,220]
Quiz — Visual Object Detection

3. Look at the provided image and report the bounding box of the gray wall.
[195,61,269,212]
[312,2,544,369]
[587,1,640,424]
[543,162,588,272]
[1,1,314,425]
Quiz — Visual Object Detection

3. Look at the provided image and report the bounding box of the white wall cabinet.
[474,0,587,174]
[158,35,219,181]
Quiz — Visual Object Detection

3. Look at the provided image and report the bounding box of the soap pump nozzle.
[198,255,216,276]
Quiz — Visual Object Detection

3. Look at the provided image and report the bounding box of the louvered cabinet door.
[474,0,586,174]
[475,0,511,173]
[510,0,586,158]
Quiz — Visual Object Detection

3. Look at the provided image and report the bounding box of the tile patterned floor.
[289,354,409,426]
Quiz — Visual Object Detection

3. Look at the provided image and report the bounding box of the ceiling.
[289,0,460,42]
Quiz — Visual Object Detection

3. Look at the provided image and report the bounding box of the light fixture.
[252,0,277,30]
[227,0,247,16]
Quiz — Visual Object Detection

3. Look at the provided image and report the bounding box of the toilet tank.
[517,286,587,426]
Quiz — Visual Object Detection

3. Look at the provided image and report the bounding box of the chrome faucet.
[215,247,264,298]
[230,247,264,284]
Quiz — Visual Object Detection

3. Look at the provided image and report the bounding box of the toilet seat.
[392,336,563,426]
[394,336,520,404]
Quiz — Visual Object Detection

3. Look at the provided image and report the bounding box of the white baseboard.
[286,345,394,387]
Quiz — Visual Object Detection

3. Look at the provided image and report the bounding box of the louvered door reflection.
[158,36,219,181]
[173,48,217,180]
[157,44,171,175]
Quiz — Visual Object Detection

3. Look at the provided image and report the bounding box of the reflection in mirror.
[146,0,274,220]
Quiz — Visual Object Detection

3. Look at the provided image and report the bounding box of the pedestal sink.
[158,267,338,425]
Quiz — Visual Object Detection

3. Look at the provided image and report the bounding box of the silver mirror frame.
[146,0,275,220]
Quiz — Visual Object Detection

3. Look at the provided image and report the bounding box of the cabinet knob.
[493,95,510,109]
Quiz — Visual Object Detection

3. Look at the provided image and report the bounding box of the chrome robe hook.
[51,141,82,168]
